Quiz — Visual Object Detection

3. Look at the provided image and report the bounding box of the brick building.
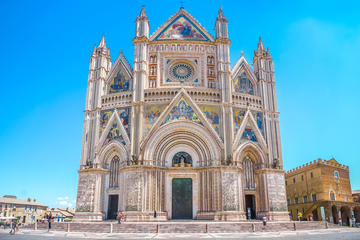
[285,158,360,226]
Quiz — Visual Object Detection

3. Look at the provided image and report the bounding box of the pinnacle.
[257,36,265,51]
[216,6,227,22]
[138,5,148,19]
[92,44,97,55]
[98,34,106,49]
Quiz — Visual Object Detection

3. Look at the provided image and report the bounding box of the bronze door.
[107,194,119,220]
[172,178,192,219]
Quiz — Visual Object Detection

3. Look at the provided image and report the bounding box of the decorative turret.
[253,36,281,168]
[215,6,228,40]
[214,6,232,164]
[81,35,112,168]
[135,5,149,39]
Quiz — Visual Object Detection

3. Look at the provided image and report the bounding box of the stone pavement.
[0,227,360,239]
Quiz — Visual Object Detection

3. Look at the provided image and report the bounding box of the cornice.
[215,38,231,45]
[133,37,149,43]
[148,40,216,46]
[78,168,109,174]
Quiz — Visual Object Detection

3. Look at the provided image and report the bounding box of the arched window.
[109,156,120,188]
[330,191,335,201]
[244,157,255,190]
[334,170,339,178]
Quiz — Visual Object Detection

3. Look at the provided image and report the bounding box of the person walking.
[47,212,52,232]
[9,220,16,235]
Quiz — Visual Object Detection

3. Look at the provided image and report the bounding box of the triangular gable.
[150,9,214,42]
[231,56,256,81]
[106,51,133,94]
[140,88,223,149]
[162,97,202,125]
[98,110,130,149]
[233,110,267,151]
[100,108,131,138]
[231,56,257,94]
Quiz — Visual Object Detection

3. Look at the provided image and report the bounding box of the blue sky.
[1,0,359,208]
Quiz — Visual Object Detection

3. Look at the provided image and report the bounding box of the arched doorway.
[332,206,338,224]
[341,206,351,226]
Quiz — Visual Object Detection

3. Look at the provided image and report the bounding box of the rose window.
[169,62,194,82]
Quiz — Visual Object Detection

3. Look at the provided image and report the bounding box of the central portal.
[172,178,193,219]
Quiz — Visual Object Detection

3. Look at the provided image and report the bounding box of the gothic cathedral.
[75,6,288,221]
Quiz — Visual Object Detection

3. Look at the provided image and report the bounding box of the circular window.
[169,62,194,82]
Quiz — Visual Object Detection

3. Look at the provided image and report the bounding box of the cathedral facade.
[75,7,288,222]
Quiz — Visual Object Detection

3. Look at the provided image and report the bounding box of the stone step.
[21,221,337,233]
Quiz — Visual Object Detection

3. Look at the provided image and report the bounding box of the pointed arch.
[97,141,129,168]
[234,141,266,167]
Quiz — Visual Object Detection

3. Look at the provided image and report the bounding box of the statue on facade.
[226,154,233,166]
[273,158,280,169]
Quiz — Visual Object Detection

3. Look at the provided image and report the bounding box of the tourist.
[297,212,303,221]
[117,211,122,224]
[9,220,16,235]
[48,212,52,232]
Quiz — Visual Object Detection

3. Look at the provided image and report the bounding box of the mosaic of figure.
[157,16,207,41]
[234,71,254,95]
[199,106,220,134]
[233,108,246,134]
[104,122,126,145]
[241,123,257,143]
[144,105,167,135]
[252,111,265,136]
[164,98,201,125]
[109,69,130,93]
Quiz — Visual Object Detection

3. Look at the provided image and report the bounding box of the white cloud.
[59,201,68,205]
[56,196,76,208]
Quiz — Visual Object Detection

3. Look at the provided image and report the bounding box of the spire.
[216,6,228,22]
[137,5,148,20]
[215,6,229,39]
[98,34,106,49]
[91,44,97,56]
[135,6,149,38]
[257,36,265,52]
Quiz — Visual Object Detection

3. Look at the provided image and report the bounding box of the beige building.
[286,158,360,226]
[0,195,47,224]
[75,6,288,222]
